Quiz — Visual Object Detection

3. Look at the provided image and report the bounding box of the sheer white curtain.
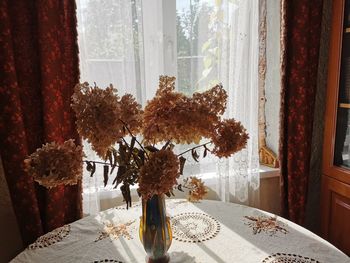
[217,0,260,205]
[77,0,260,215]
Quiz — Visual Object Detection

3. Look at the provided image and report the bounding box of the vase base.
[146,254,170,263]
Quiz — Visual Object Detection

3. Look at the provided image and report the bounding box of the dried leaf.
[177,184,184,192]
[118,142,127,164]
[161,141,171,150]
[113,165,126,186]
[132,153,141,167]
[90,162,96,177]
[179,156,186,175]
[112,148,118,166]
[122,169,135,182]
[107,150,113,166]
[145,145,159,152]
[113,167,135,190]
[127,137,136,162]
[191,149,200,162]
[110,164,117,175]
[86,161,93,171]
[203,147,208,158]
[137,150,145,165]
[103,165,109,187]
[120,184,131,209]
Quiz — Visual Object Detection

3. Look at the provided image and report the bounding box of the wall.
[0,157,23,262]
[260,0,281,216]
[265,0,281,155]
[259,167,281,215]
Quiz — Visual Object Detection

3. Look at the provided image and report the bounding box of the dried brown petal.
[142,77,228,144]
[138,149,180,199]
[185,176,208,202]
[71,83,142,159]
[211,119,249,158]
[24,140,83,188]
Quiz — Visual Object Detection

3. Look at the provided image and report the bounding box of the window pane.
[77,0,144,100]
[176,0,218,94]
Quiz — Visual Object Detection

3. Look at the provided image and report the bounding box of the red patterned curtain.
[0,0,82,245]
[279,0,324,224]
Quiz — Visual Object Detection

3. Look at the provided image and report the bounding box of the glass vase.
[139,194,172,263]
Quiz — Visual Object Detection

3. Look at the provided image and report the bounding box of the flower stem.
[118,119,149,159]
[177,142,212,156]
[121,137,130,147]
[84,160,119,167]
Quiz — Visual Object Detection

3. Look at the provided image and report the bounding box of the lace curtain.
[76,0,260,215]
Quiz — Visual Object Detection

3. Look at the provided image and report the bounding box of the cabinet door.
[323,0,350,185]
[321,175,350,255]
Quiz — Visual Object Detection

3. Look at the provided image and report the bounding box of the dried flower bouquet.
[24,76,248,206]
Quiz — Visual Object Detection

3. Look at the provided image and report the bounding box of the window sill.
[259,165,280,179]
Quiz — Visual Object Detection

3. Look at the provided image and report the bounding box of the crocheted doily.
[28,225,70,250]
[93,260,123,263]
[262,253,320,263]
[171,212,220,243]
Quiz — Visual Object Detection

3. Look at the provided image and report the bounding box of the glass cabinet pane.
[334,0,350,167]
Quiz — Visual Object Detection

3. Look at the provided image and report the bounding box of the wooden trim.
[258,0,267,150]
[322,0,350,185]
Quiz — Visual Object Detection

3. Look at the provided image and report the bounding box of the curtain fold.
[0,0,82,245]
[279,0,324,224]
[216,0,260,206]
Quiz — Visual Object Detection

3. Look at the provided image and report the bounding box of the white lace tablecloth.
[12,199,349,263]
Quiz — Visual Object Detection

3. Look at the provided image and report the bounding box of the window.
[77,0,280,214]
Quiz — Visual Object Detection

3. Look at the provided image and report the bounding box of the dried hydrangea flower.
[138,149,180,199]
[156,75,176,95]
[192,84,227,117]
[120,94,143,135]
[211,119,249,158]
[186,176,208,202]
[24,139,83,188]
[71,82,142,159]
[142,76,227,144]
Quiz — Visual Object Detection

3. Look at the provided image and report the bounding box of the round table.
[12,199,349,263]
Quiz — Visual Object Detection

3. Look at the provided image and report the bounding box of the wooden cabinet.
[321,176,350,254]
[321,0,350,256]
